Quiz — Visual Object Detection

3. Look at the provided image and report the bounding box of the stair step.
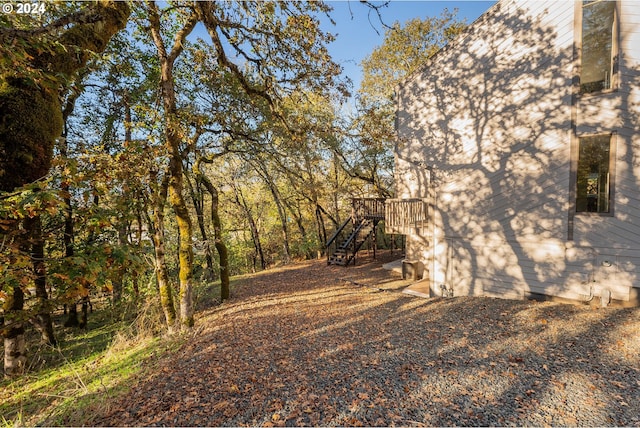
[328,257,347,266]
[327,216,380,266]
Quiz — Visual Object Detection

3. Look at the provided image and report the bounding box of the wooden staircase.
[326,198,385,266]
[327,218,379,266]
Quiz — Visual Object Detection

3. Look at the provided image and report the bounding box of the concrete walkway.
[382,258,432,298]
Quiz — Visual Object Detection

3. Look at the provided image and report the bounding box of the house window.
[576,134,613,213]
[581,1,617,94]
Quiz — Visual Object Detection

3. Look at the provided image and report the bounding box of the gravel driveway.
[97,252,640,427]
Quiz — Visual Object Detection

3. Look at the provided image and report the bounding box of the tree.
[0,1,130,192]
[193,159,231,301]
[360,10,465,106]
[0,1,130,376]
[64,24,171,326]
[145,0,199,330]
[141,0,348,321]
[149,168,177,330]
[348,11,466,197]
[251,155,293,263]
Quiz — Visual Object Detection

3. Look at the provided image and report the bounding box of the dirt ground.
[92,250,640,427]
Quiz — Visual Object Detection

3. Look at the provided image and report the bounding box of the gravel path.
[97,252,640,427]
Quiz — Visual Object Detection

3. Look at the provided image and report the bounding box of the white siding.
[396,0,640,302]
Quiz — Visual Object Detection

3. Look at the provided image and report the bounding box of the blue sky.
[322,1,496,91]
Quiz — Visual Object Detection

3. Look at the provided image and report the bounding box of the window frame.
[578,0,619,96]
[572,132,617,217]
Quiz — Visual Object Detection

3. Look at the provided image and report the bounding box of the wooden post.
[373,222,377,260]
[352,231,357,265]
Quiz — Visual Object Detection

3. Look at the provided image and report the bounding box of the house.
[390,0,640,305]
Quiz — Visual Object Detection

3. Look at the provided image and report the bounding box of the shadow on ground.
[79,252,640,427]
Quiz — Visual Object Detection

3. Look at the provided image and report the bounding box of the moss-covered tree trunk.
[195,196,217,282]
[147,2,198,329]
[0,1,131,191]
[168,162,195,328]
[194,161,230,301]
[150,172,176,332]
[0,80,63,192]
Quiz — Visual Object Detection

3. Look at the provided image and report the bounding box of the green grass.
[0,277,239,426]
[0,301,184,426]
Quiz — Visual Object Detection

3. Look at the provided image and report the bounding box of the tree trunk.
[168,172,195,328]
[197,211,217,281]
[62,189,80,328]
[132,207,143,297]
[285,199,314,259]
[60,79,80,328]
[3,217,29,375]
[3,285,26,377]
[63,185,74,259]
[255,161,291,263]
[211,200,230,300]
[186,171,216,281]
[147,2,198,329]
[66,190,99,328]
[316,205,327,256]
[26,215,56,346]
[270,184,291,263]
[150,172,176,332]
[196,168,230,301]
[112,223,128,303]
[64,304,80,328]
[111,89,134,303]
[233,184,266,270]
[0,2,131,193]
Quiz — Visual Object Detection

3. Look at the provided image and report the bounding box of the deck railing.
[352,198,386,221]
[385,198,429,234]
